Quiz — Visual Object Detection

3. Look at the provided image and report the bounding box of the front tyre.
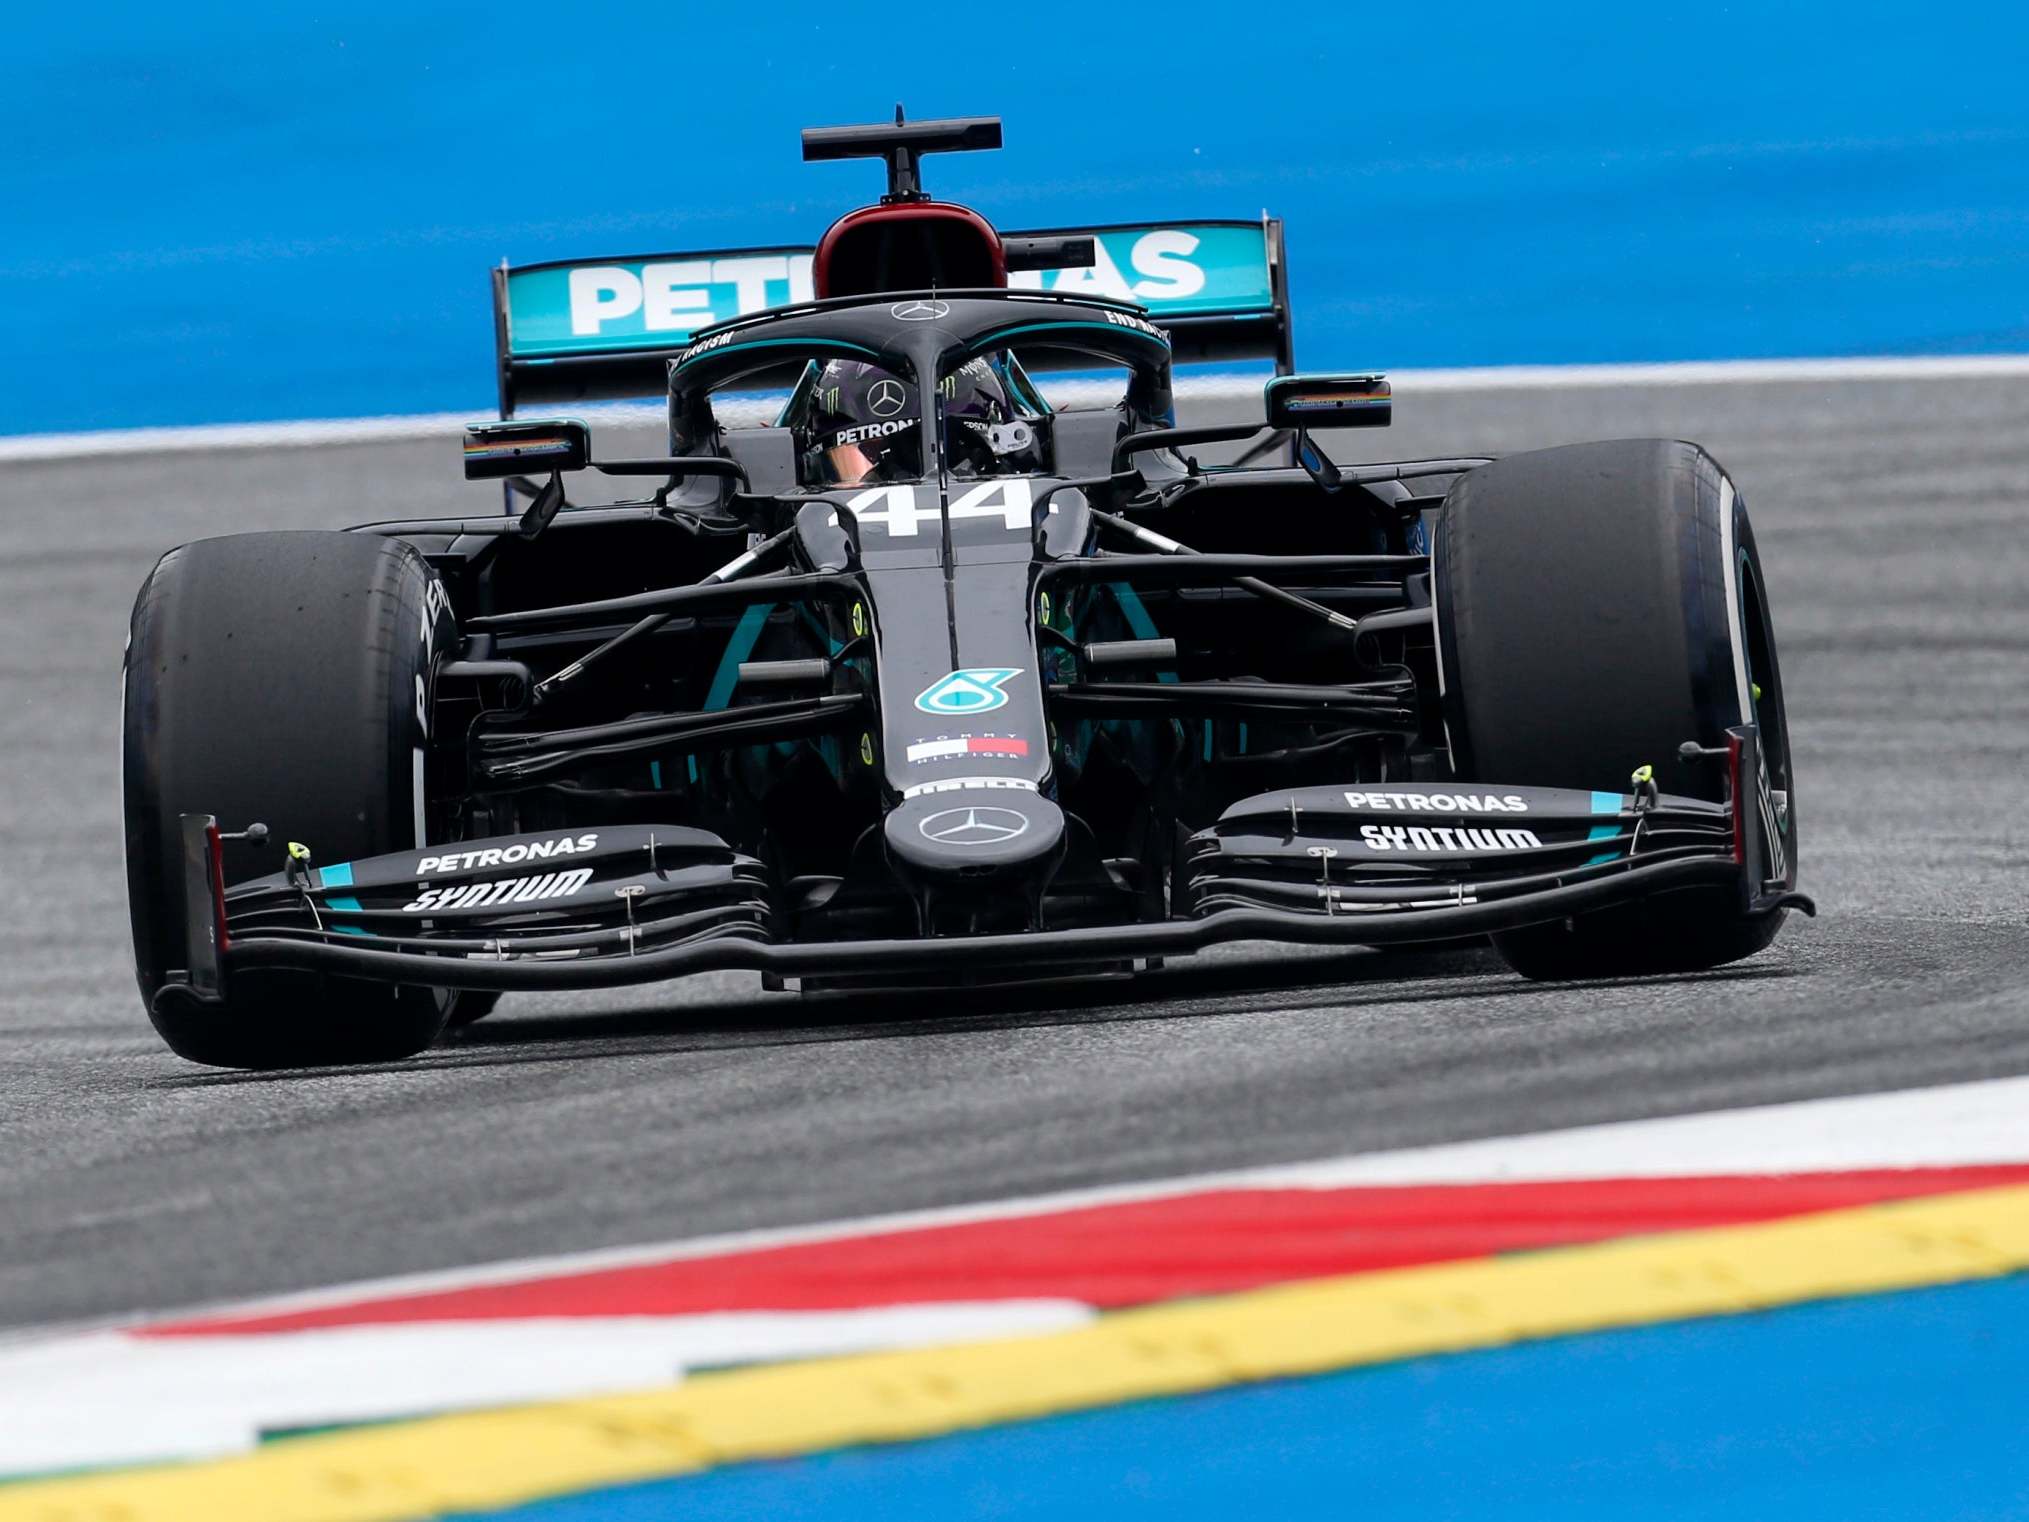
[1433,439,1797,980]
[124,531,455,1066]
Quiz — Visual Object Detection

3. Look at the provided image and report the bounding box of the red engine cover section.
[813,202,1007,298]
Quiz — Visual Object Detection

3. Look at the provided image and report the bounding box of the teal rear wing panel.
[492,219,1289,414]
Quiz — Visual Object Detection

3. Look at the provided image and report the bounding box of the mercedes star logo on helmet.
[891,299,951,322]
[918,806,1030,847]
[867,378,907,418]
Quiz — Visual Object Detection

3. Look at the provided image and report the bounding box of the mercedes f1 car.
[123,114,1808,1067]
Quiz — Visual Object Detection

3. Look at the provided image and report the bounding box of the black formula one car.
[123,115,1808,1067]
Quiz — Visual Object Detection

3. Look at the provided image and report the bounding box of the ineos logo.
[867,378,907,417]
[891,300,951,322]
[918,806,1030,847]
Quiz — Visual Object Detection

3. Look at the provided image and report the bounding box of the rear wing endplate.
[491,218,1291,414]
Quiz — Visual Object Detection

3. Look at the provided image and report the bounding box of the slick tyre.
[124,531,456,1067]
[1433,438,1796,980]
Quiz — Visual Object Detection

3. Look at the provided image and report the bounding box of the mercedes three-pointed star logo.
[891,299,951,322]
[918,805,1030,847]
[867,378,907,417]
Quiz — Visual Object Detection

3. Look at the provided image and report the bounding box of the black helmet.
[798,356,1042,485]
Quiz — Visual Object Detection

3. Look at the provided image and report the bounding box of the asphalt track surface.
[3,377,2026,1333]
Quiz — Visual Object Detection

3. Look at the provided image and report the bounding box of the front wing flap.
[189,825,769,983]
[1186,782,1717,915]
[163,729,1806,1007]
[1188,726,1798,921]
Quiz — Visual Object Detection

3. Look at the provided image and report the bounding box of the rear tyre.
[124,531,455,1066]
[1432,439,1796,980]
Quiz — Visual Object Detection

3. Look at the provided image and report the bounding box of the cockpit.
[777,351,1053,485]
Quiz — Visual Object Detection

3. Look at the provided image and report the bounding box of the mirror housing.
[1264,374,1391,431]
[462,418,591,480]
[1004,234,1098,272]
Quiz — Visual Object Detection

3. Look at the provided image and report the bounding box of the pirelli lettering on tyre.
[416,834,597,875]
[403,868,595,914]
[1360,825,1543,853]
[1343,791,1529,814]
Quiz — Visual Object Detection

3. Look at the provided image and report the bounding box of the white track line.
[0,1303,1091,1477]
[19,1071,2023,1349]
[5,354,2026,462]
[5,1074,2025,1477]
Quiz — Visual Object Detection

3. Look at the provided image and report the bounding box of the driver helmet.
[802,356,1040,485]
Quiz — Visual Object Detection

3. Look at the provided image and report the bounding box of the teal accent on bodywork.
[916,668,1021,716]
[976,321,1169,353]
[689,602,774,785]
[505,226,1272,361]
[505,254,814,357]
[649,760,663,789]
[707,603,773,709]
[671,336,880,371]
[796,605,847,782]
[1104,580,1186,770]
[1585,792,1626,866]
[1001,353,1052,416]
[325,886,370,936]
[1009,225,1275,317]
[1112,584,1158,639]
[1110,585,1175,684]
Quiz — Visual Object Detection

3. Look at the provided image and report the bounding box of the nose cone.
[884,789,1066,882]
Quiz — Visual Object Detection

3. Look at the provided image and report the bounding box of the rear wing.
[491,218,1291,415]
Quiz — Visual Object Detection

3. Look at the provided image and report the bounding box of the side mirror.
[1263,374,1391,431]
[462,418,592,480]
[1004,235,1098,272]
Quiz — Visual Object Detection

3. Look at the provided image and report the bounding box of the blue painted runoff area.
[461,1273,2029,1522]
[10,3,2029,435]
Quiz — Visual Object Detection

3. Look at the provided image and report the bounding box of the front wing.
[159,728,1808,1013]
